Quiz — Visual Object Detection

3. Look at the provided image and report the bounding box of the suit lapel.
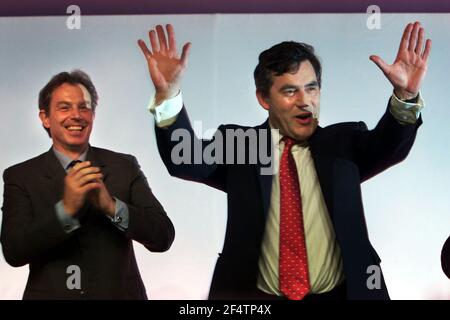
[42,148,67,203]
[254,120,274,219]
[86,146,108,182]
[308,126,336,221]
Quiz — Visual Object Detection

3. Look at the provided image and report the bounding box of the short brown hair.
[254,41,322,97]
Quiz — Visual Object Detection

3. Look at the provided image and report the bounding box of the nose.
[70,106,82,119]
[295,89,309,107]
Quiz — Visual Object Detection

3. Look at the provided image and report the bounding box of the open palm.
[138,24,191,103]
[370,22,431,100]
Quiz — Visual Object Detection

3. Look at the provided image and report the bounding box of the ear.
[39,109,50,129]
[256,91,271,111]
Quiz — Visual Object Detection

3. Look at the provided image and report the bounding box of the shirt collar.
[52,146,89,171]
[268,120,309,150]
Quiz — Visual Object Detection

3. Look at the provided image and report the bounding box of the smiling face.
[39,83,95,156]
[257,60,320,142]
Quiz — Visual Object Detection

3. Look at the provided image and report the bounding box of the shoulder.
[320,121,368,134]
[218,118,270,134]
[90,146,138,165]
[218,123,256,131]
[3,151,49,178]
[308,121,369,147]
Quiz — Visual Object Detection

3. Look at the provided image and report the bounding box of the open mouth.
[294,112,313,124]
[66,126,83,131]
[65,125,86,134]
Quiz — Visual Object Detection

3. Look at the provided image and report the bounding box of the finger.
[68,161,91,174]
[149,29,159,52]
[74,166,101,180]
[399,23,413,52]
[156,24,168,52]
[369,55,390,76]
[414,28,424,55]
[81,182,102,194]
[166,24,177,54]
[78,173,103,187]
[180,42,192,67]
[138,39,152,58]
[408,21,420,51]
[422,39,432,62]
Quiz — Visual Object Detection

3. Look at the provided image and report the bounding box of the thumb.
[180,42,192,67]
[369,55,390,75]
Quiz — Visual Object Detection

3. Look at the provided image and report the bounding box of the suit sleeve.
[353,101,423,182]
[155,106,227,191]
[124,156,175,252]
[1,168,72,267]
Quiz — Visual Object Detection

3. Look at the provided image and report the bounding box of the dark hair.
[38,70,98,136]
[254,41,322,97]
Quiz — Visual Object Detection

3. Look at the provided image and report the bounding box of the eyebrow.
[56,101,91,106]
[279,80,319,92]
[56,101,71,106]
[305,81,319,88]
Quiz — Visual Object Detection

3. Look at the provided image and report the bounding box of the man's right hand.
[138,24,191,105]
[63,161,103,216]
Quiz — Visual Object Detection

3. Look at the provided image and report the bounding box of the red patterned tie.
[279,136,310,300]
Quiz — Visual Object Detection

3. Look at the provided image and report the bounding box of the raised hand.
[138,24,191,104]
[370,21,431,100]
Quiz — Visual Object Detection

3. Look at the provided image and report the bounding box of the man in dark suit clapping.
[1,70,175,299]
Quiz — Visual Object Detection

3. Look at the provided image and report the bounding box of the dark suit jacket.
[1,146,175,299]
[155,104,422,300]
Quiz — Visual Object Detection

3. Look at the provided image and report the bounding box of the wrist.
[155,89,179,106]
[106,198,116,217]
[394,88,418,101]
[63,202,77,217]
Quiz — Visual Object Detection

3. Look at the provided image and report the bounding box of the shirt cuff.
[147,91,183,128]
[109,197,129,231]
[55,200,81,234]
[389,91,425,125]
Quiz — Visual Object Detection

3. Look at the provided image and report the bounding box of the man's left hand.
[88,178,116,218]
[370,21,432,100]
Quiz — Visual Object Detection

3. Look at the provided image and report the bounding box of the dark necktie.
[279,136,310,300]
[66,160,82,171]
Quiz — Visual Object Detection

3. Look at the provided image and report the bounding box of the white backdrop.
[0,13,449,299]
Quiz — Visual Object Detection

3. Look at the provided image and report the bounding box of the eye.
[78,103,92,112]
[284,89,296,97]
[58,105,71,112]
[305,86,319,94]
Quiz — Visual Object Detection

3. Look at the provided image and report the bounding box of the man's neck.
[52,144,89,160]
